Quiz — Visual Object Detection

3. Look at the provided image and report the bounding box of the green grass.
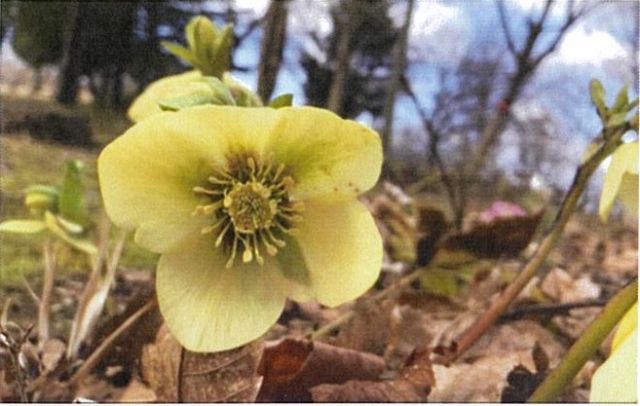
[1,97,156,285]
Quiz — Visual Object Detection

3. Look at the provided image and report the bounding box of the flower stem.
[445,123,631,364]
[38,238,56,349]
[528,278,637,402]
[68,297,157,387]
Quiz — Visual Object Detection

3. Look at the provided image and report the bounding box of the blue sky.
[227,0,637,190]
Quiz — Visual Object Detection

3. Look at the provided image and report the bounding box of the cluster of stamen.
[192,154,304,268]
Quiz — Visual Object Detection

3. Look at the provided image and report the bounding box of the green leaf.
[59,159,88,226]
[626,98,638,112]
[419,268,459,297]
[269,93,294,109]
[201,77,237,105]
[159,91,219,111]
[161,41,196,65]
[202,24,233,78]
[606,112,628,128]
[25,184,59,196]
[611,85,629,113]
[0,219,46,234]
[590,79,607,119]
[184,16,200,52]
[599,142,639,221]
[56,215,84,235]
[44,211,97,256]
[158,78,236,111]
[25,190,58,214]
[193,17,217,71]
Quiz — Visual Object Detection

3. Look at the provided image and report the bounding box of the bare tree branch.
[496,1,518,57]
[403,77,463,228]
[535,0,554,26]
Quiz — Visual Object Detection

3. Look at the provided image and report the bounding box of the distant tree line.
[1,1,255,109]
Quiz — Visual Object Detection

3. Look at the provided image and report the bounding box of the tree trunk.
[381,0,414,158]
[326,1,356,115]
[55,3,83,105]
[257,0,289,103]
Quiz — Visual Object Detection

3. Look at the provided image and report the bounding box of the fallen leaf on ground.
[141,324,263,402]
[310,348,434,402]
[438,209,543,260]
[331,298,393,355]
[114,378,157,402]
[40,338,66,373]
[500,343,549,402]
[430,320,564,402]
[256,337,386,402]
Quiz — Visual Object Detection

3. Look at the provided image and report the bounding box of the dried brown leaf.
[414,203,450,266]
[310,348,434,402]
[115,379,157,402]
[257,337,386,402]
[441,210,543,259]
[430,321,564,402]
[140,324,263,402]
[40,338,66,372]
[332,298,393,355]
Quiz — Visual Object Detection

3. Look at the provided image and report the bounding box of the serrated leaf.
[590,79,607,119]
[419,268,459,297]
[44,211,97,256]
[269,93,293,108]
[611,85,629,113]
[59,160,88,226]
[599,142,639,221]
[161,41,196,65]
[606,112,628,128]
[0,219,46,234]
[626,98,639,112]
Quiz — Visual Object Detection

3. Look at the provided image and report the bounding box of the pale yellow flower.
[127,71,261,123]
[590,303,637,402]
[99,106,383,351]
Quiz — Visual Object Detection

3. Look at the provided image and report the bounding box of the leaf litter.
[1,181,636,402]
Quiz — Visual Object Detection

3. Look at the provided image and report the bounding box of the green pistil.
[192,156,303,268]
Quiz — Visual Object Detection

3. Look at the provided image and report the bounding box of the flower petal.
[127,70,202,122]
[99,106,280,253]
[599,141,638,221]
[589,328,637,402]
[267,107,383,199]
[156,235,287,352]
[294,196,383,307]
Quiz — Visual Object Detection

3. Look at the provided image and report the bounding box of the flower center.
[225,181,276,233]
[192,155,303,268]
